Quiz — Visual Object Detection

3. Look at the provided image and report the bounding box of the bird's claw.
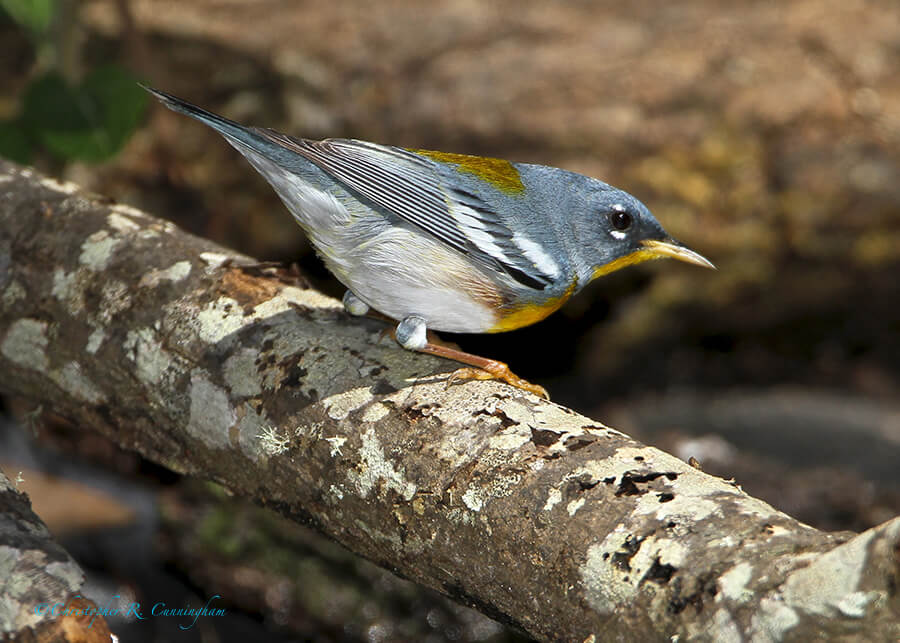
[446,366,549,400]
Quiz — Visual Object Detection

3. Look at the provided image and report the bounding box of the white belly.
[328,227,501,334]
[233,146,501,333]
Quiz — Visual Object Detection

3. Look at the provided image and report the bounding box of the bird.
[145,87,714,398]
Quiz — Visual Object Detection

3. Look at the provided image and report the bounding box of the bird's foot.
[446,363,549,399]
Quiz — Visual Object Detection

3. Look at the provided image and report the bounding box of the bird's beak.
[640,238,716,269]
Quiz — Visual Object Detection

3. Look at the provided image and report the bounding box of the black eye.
[610,210,632,231]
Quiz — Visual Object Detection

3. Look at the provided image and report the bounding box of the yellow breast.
[488,282,576,333]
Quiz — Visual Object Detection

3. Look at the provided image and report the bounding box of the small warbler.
[146,87,713,398]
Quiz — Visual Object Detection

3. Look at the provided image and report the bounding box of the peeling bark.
[0,468,113,642]
[0,160,897,642]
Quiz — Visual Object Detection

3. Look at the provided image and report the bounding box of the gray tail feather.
[141,85,287,161]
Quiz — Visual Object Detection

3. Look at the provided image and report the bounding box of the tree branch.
[0,160,897,641]
[0,467,113,642]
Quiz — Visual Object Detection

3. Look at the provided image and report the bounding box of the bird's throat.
[590,248,662,280]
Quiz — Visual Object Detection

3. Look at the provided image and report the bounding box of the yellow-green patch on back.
[410,149,525,195]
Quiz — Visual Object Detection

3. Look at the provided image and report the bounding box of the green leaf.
[0,0,56,35]
[0,120,32,163]
[82,65,149,156]
[22,66,148,162]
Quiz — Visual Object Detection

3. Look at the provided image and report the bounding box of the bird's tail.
[141,85,294,165]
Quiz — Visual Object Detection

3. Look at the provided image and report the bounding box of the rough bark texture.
[0,159,898,642]
[0,468,113,642]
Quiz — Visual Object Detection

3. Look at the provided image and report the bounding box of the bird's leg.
[428,344,550,400]
[343,290,397,341]
[395,316,549,399]
[342,290,370,316]
[344,294,453,348]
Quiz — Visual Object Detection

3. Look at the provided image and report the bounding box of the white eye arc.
[609,230,627,240]
[607,203,634,234]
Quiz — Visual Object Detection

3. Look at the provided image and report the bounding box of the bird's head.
[570,183,714,288]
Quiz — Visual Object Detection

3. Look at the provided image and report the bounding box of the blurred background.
[1,0,899,641]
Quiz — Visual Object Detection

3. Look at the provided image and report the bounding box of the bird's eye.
[610,210,632,231]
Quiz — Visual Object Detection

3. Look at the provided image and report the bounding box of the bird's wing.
[255,130,555,290]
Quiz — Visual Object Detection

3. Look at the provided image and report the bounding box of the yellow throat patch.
[591,248,664,280]
[410,149,525,194]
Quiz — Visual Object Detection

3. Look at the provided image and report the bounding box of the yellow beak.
[640,239,716,269]
[591,237,715,280]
